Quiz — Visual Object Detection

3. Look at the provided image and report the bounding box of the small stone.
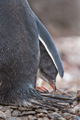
[49,113,54,119]
[0,111,6,119]
[73,101,78,106]
[48,113,54,119]
[9,106,18,109]
[5,109,13,118]
[36,113,44,117]
[6,117,18,120]
[35,109,48,114]
[21,111,35,116]
[18,107,32,112]
[29,116,37,119]
[0,106,3,110]
[77,90,80,101]
[16,118,22,120]
[0,106,10,112]
[62,113,74,119]
[69,105,80,114]
[12,110,21,117]
[28,115,35,120]
[74,116,80,120]
[58,117,66,120]
[68,109,76,114]
[38,118,43,120]
[48,112,61,119]
[42,117,49,120]
[19,117,28,120]
[54,114,61,120]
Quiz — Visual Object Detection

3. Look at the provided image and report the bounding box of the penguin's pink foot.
[36,86,49,93]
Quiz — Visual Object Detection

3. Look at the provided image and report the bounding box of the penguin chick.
[37,41,58,91]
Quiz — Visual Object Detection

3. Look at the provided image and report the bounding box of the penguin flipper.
[36,16,64,78]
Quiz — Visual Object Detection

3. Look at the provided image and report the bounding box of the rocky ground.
[0,90,80,120]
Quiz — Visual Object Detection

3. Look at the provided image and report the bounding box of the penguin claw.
[36,86,49,93]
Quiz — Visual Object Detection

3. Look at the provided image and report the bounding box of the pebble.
[74,116,80,120]
[48,112,61,119]
[0,106,3,110]
[35,109,48,114]
[38,118,43,120]
[42,117,49,120]
[21,111,35,116]
[18,107,32,112]
[62,113,74,119]
[5,109,13,118]
[36,113,45,117]
[77,90,80,101]
[69,105,80,114]
[59,117,66,120]
[0,111,6,119]
[28,115,37,120]
[6,117,18,120]
[12,110,21,117]
[0,106,10,112]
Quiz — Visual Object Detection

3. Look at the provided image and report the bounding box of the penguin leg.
[38,41,58,91]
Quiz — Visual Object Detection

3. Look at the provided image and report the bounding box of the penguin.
[37,41,58,92]
[0,0,64,106]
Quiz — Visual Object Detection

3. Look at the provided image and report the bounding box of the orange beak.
[49,81,56,91]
